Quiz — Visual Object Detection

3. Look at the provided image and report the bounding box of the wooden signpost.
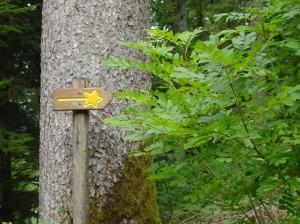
[53,88,112,111]
[52,78,112,224]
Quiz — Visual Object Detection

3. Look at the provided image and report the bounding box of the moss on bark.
[90,154,161,224]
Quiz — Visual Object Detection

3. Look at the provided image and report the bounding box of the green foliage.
[103,0,300,222]
[151,0,249,34]
[0,0,41,222]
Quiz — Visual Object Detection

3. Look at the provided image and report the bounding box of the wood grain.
[72,78,89,224]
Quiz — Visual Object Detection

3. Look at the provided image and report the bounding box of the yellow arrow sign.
[57,90,104,108]
[53,88,112,111]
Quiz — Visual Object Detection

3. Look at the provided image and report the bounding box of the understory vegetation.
[0,0,41,222]
[103,0,300,223]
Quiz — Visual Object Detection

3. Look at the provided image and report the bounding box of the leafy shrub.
[103,0,300,222]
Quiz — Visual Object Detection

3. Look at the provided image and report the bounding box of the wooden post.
[72,78,89,224]
[52,78,112,223]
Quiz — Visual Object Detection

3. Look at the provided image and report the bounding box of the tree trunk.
[195,0,204,28]
[173,0,187,32]
[39,1,161,223]
[0,152,13,222]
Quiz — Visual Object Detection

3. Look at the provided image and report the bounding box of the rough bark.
[173,0,187,33]
[39,0,161,223]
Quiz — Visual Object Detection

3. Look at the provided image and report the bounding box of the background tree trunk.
[173,0,187,32]
[39,1,161,223]
[0,152,13,222]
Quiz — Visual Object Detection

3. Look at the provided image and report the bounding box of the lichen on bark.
[90,154,161,224]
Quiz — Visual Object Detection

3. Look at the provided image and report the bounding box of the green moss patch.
[90,154,161,224]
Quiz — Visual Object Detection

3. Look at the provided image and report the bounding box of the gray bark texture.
[174,0,187,33]
[39,0,160,223]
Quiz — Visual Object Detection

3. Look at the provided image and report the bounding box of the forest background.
[1,0,300,223]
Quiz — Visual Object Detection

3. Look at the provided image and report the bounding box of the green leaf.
[173,162,187,171]
[274,157,289,166]
[129,151,146,157]
[243,139,254,148]
[248,132,261,139]
[101,57,118,67]
[285,40,299,49]
[213,13,229,22]
[170,67,204,80]
[215,151,230,157]
[184,137,207,149]
[257,184,275,194]
[216,158,232,163]
[147,163,160,172]
[198,113,225,123]
[278,97,295,105]
[177,32,190,42]
[30,217,38,224]
[144,142,164,152]
[124,133,144,141]
[290,84,300,92]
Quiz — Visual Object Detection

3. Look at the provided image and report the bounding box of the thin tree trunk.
[173,0,187,32]
[196,0,204,28]
[0,152,13,222]
[39,1,161,223]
